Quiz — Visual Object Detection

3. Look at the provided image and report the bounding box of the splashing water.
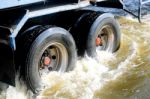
[0,16,150,99]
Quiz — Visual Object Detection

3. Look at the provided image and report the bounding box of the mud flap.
[0,42,15,86]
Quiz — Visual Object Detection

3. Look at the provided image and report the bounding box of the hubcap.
[96,25,114,51]
[96,37,103,46]
[43,57,51,66]
[39,42,68,76]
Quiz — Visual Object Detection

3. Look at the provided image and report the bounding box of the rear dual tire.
[86,14,121,57]
[20,27,77,93]
[18,13,120,93]
[71,12,120,57]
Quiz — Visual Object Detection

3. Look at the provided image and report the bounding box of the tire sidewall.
[87,14,120,57]
[26,27,77,92]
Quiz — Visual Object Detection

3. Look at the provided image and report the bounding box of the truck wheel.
[24,27,77,93]
[86,14,120,57]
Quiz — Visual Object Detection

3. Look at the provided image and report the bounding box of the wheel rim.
[39,42,68,76]
[96,25,114,52]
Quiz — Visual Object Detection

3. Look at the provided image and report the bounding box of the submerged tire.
[24,27,77,93]
[86,13,121,57]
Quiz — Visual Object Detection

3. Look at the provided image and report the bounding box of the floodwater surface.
[0,16,150,99]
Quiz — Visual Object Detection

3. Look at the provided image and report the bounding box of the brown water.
[0,17,150,99]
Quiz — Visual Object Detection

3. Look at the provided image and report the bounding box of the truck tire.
[70,11,100,56]
[86,14,120,57]
[23,27,77,93]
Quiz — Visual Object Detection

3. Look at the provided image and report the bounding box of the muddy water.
[0,16,150,99]
[36,17,150,99]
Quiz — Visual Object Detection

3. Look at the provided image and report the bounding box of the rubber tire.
[86,14,121,57]
[25,27,77,93]
[70,11,100,56]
